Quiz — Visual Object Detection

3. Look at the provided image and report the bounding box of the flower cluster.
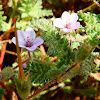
[12,11,80,51]
[53,11,80,33]
[12,27,44,51]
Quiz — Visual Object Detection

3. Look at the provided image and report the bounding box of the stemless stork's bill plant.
[12,27,44,51]
[53,11,80,33]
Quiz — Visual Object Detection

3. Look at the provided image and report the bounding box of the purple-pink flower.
[53,11,80,33]
[12,27,44,51]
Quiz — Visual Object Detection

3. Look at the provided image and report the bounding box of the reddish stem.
[0,32,10,72]
[13,58,30,70]
[27,79,57,99]
[14,17,25,80]
[27,63,78,99]
[28,51,31,58]
[40,45,46,60]
[59,63,77,78]
[0,43,7,72]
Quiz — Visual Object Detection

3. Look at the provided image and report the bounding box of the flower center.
[25,37,34,47]
[66,21,72,29]
[26,41,33,47]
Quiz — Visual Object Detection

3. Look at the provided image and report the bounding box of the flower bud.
[14,76,31,99]
[75,43,92,63]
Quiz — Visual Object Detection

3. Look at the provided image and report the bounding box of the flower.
[53,11,80,33]
[12,27,44,51]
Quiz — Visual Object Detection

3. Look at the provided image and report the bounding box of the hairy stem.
[13,57,56,70]
[14,18,25,80]
[27,63,78,99]
[13,58,30,70]
[59,63,78,78]
[33,58,56,67]
[27,79,57,99]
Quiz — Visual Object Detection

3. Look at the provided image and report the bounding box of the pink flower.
[12,27,44,51]
[53,11,80,33]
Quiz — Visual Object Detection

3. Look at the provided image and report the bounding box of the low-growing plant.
[0,0,100,99]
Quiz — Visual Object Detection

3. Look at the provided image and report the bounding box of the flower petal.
[12,37,16,44]
[53,18,65,28]
[12,30,26,48]
[33,37,44,47]
[17,30,25,41]
[62,28,72,33]
[12,37,26,48]
[61,11,70,22]
[25,45,37,51]
[72,22,80,30]
[70,13,78,22]
[25,37,44,51]
[24,27,36,41]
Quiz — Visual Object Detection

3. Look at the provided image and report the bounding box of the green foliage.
[0,5,7,31]
[34,18,56,32]
[78,10,100,34]
[0,0,100,98]
[78,10,100,47]
[25,61,51,84]
[79,54,96,83]
[18,0,53,19]
[60,65,80,82]
[16,0,53,30]
[22,10,99,86]
[0,67,13,81]
[0,88,5,100]
[75,43,92,63]
[42,27,75,65]
[42,31,75,71]
[46,67,61,80]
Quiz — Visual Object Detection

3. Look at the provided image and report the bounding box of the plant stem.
[0,42,7,72]
[1,49,17,56]
[27,63,78,99]
[59,63,78,78]
[40,44,46,60]
[13,58,30,70]
[14,17,25,80]
[33,58,56,67]
[82,3,96,12]
[0,31,10,72]
[28,51,31,58]
[13,57,56,70]
[27,79,57,99]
